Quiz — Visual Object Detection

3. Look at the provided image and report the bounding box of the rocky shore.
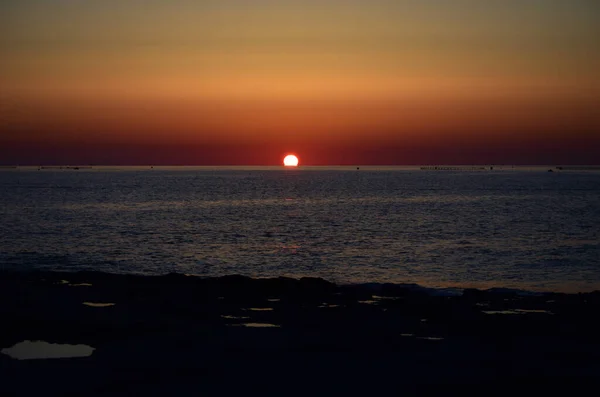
[2,271,600,396]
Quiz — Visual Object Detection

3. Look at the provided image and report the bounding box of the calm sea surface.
[1,166,599,292]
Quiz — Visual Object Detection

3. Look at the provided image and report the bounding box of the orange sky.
[1,1,599,165]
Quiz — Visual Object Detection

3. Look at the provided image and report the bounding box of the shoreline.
[2,268,598,295]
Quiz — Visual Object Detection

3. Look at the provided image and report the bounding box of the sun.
[283,154,299,167]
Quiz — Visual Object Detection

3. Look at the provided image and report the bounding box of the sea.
[1,166,599,293]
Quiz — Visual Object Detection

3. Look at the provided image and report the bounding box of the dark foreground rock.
[1,271,600,396]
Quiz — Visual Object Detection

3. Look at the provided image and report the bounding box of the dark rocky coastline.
[2,270,600,396]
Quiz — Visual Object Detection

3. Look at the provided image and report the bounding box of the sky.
[1,0,599,165]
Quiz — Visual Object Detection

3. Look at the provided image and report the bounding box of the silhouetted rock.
[1,270,600,396]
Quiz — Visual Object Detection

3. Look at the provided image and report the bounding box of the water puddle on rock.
[514,309,553,314]
[1,340,95,360]
[221,315,251,320]
[483,309,553,315]
[373,295,399,301]
[358,300,378,305]
[83,302,115,307]
[230,323,281,328]
[58,280,92,287]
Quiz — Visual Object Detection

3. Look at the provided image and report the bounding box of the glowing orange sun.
[283,154,299,167]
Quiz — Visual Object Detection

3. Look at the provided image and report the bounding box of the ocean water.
[1,166,599,292]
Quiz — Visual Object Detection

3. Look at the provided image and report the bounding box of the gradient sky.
[1,0,599,165]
